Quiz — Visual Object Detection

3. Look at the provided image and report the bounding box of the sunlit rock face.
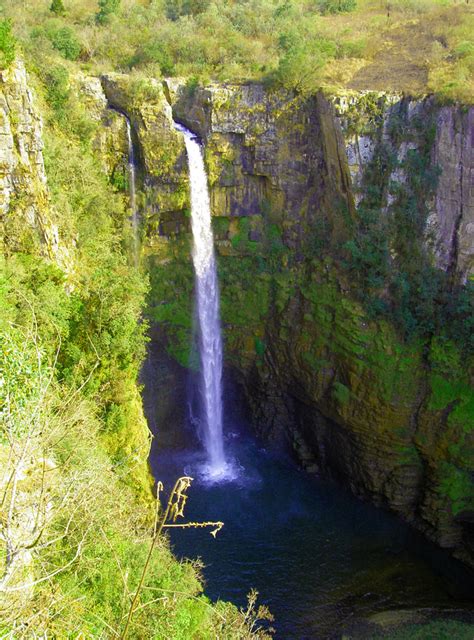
[0,60,71,271]
[94,77,473,568]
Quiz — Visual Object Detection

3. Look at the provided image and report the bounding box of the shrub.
[0,19,16,69]
[48,26,81,61]
[166,0,211,20]
[96,0,121,25]
[44,65,70,117]
[318,0,357,14]
[131,40,175,75]
[276,32,337,93]
[50,0,65,15]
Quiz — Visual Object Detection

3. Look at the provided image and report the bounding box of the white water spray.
[125,117,139,264]
[175,123,227,478]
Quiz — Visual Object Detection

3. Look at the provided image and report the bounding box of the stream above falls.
[149,417,474,639]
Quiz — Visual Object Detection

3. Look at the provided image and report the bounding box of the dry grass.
[323,1,474,97]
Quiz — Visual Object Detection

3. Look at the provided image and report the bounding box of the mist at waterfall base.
[149,414,474,639]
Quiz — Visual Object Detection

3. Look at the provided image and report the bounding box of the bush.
[50,0,65,15]
[130,40,175,75]
[0,19,16,69]
[48,26,82,61]
[96,0,121,25]
[166,0,211,20]
[276,31,337,93]
[318,0,357,14]
[44,65,70,117]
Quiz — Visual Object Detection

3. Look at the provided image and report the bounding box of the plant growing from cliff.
[0,19,15,69]
[341,105,474,350]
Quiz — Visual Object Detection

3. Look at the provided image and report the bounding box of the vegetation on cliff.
[0,50,271,638]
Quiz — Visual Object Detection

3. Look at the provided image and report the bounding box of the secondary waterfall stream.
[174,123,228,479]
[125,117,139,265]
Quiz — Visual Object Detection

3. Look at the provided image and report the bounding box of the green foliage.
[230,218,260,254]
[2,0,472,98]
[341,104,473,353]
[276,30,337,94]
[110,166,128,192]
[439,463,473,516]
[318,0,357,14]
[50,0,65,16]
[0,19,15,69]
[44,64,70,116]
[166,0,211,21]
[254,337,266,357]
[41,65,95,141]
[0,326,48,440]
[146,239,196,368]
[130,38,175,75]
[48,25,82,61]
[96,0,121,25]
[332,381,351,405]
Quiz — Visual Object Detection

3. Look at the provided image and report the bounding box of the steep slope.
[0,60,271,638]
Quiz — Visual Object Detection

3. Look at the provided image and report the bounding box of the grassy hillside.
[2,0,474,101]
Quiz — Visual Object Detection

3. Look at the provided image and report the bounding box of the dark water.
[150,423,474,639]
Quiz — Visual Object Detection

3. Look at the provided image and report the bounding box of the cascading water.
[174,123,228,479]
[125,117,139,265]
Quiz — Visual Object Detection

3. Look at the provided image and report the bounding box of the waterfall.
[125,117,139,265]
[174,122,227,478]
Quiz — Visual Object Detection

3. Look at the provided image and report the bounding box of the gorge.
[135,78,474,637]
[1,2,473,634]
[101,74,473,567]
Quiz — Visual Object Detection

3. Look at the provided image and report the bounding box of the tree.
[50,0,65,15]
[96,0,121,25]
[276,30,336,94]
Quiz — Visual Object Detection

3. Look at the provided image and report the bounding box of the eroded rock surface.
[0,61,70,270]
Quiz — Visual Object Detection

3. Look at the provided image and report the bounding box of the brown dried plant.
[120,475,224,639]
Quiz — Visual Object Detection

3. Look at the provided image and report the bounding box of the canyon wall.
[0,60,71,271]
[99,77,473,567]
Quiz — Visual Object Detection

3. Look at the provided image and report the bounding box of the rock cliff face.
[0,61,70,270]
[96,79,473,567]
[334,93,474,282]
